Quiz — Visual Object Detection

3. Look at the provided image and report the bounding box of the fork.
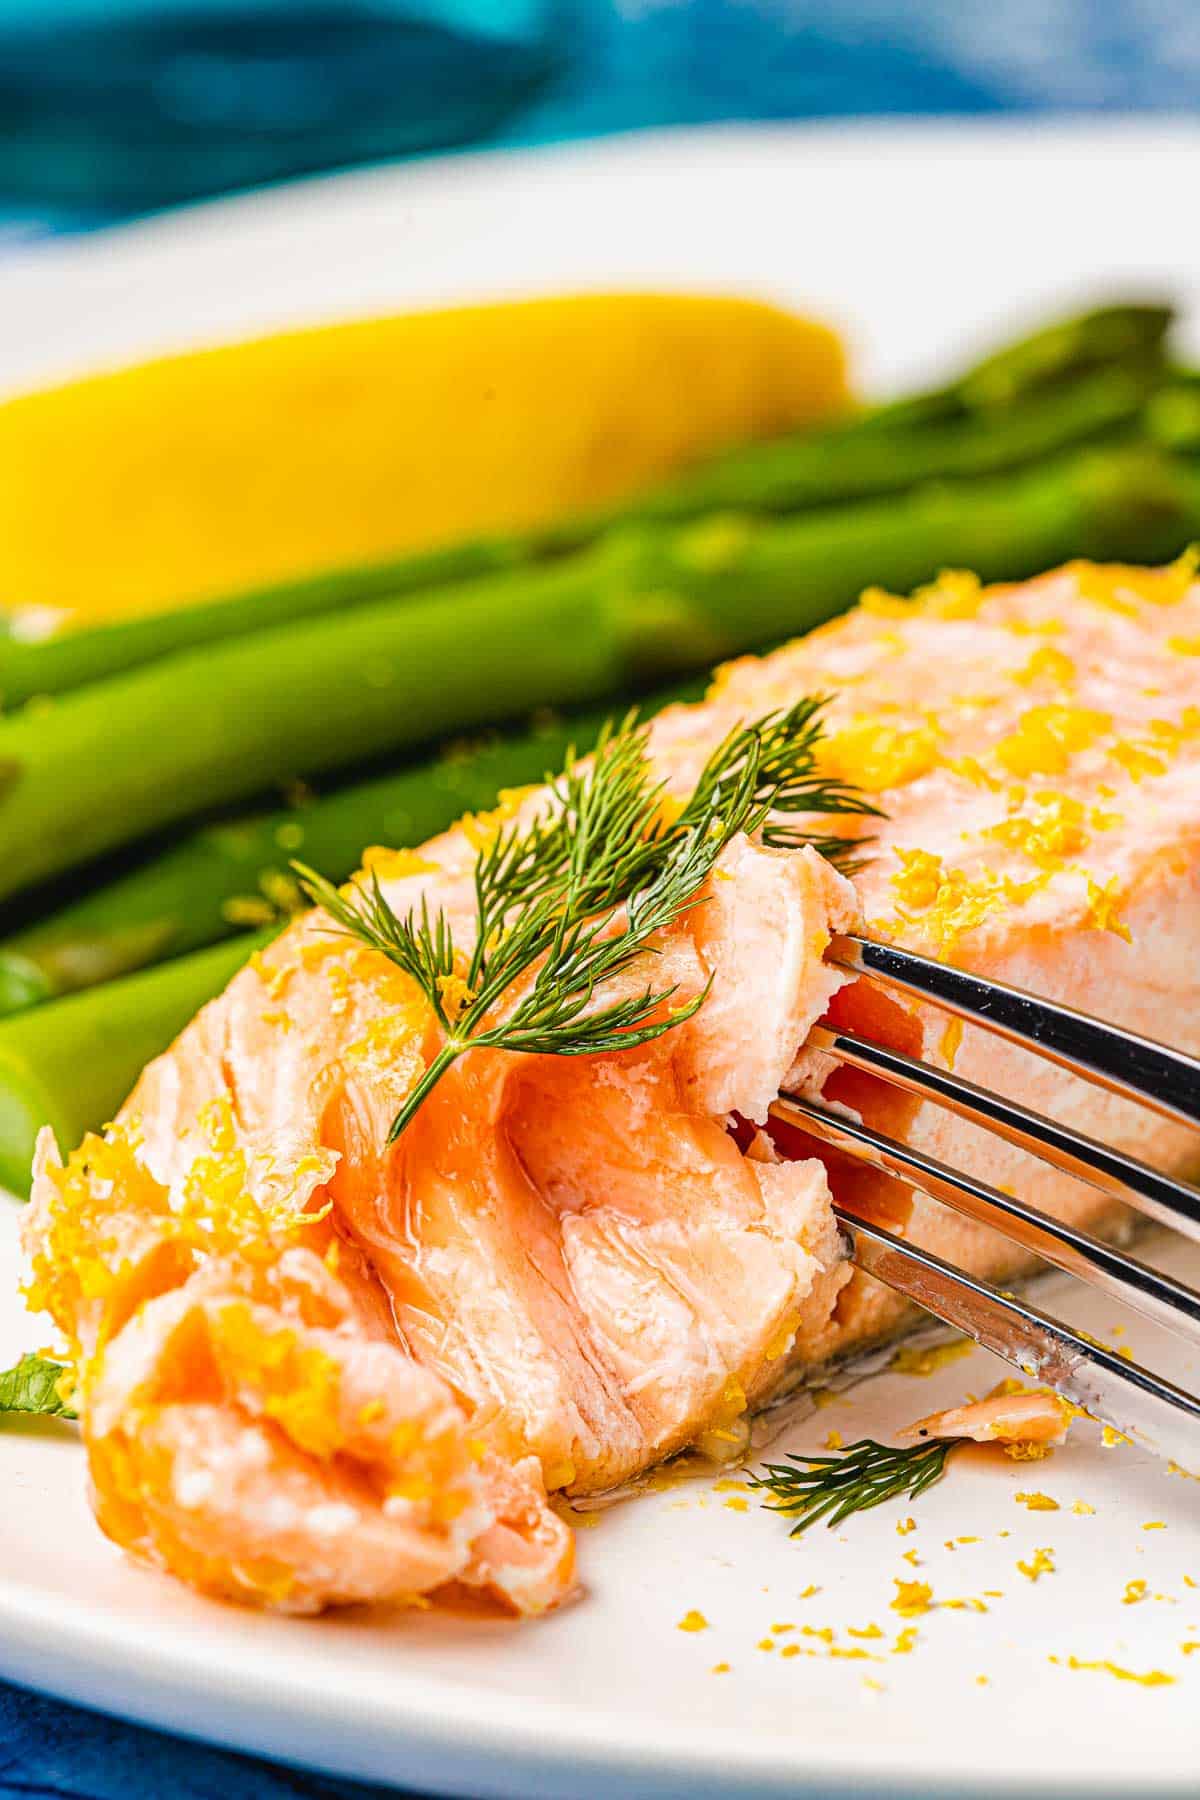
[768,933,1200,1467]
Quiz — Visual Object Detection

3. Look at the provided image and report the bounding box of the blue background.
[0,0,1195,1790]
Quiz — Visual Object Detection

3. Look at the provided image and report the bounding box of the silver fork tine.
[806,1023,1200,1244]
[838,1210,1200,1466]
[832,933,1200,1132]
[769,1092,1200,1348]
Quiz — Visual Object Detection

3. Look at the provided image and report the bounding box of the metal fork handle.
[807,1023,1200,1244]
[833,933,1200,1132]
[771,1091,1200,1349]
[838,1209,1200,1468]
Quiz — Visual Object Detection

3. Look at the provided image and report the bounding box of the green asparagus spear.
[617,358,1160,523]
[0,554,631,903]
[0,531,536,712]
[0,930,275,1195]
[1,444,1197,906]
[0,696,701,1014]
[856,300,1173,430]
[1146,372,1200,454]
[0,305,1174,709]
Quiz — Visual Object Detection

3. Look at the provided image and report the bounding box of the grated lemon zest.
[890,1580,932,1617]
[1017,1548,1055,1582]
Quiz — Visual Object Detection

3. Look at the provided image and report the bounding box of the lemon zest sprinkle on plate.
[1050,1655,1175,1688]
[1017,1548,1055,1582]
[891,1580,933,1617]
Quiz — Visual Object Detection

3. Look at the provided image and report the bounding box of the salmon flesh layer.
[24,558,1200,1617]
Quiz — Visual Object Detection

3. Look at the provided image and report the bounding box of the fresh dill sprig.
[750,1436,962,1534]
[677,695,873,855]
[296,698,874,1142]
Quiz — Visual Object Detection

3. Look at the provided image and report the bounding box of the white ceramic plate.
[2,122,1200,1797]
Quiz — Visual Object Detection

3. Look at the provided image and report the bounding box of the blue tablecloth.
[4,0,1200,240]
[1,1,1197,1790]
[0,1685,402,1797]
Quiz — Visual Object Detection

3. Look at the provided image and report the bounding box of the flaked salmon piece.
[21,557,1200,1617]
[27,1135,572,1613]
[24,836,857,1610]
[905,1387,1073,1448]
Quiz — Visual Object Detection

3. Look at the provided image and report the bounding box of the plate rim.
[1,1559,1196,1800]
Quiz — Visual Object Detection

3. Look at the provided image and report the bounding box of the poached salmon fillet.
[23,557,1200,1617]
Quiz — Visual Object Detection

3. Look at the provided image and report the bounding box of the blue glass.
[0,0,561,210]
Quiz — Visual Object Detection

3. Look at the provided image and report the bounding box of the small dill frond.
[750,1436,962,1534]
[296,699,872,1140]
